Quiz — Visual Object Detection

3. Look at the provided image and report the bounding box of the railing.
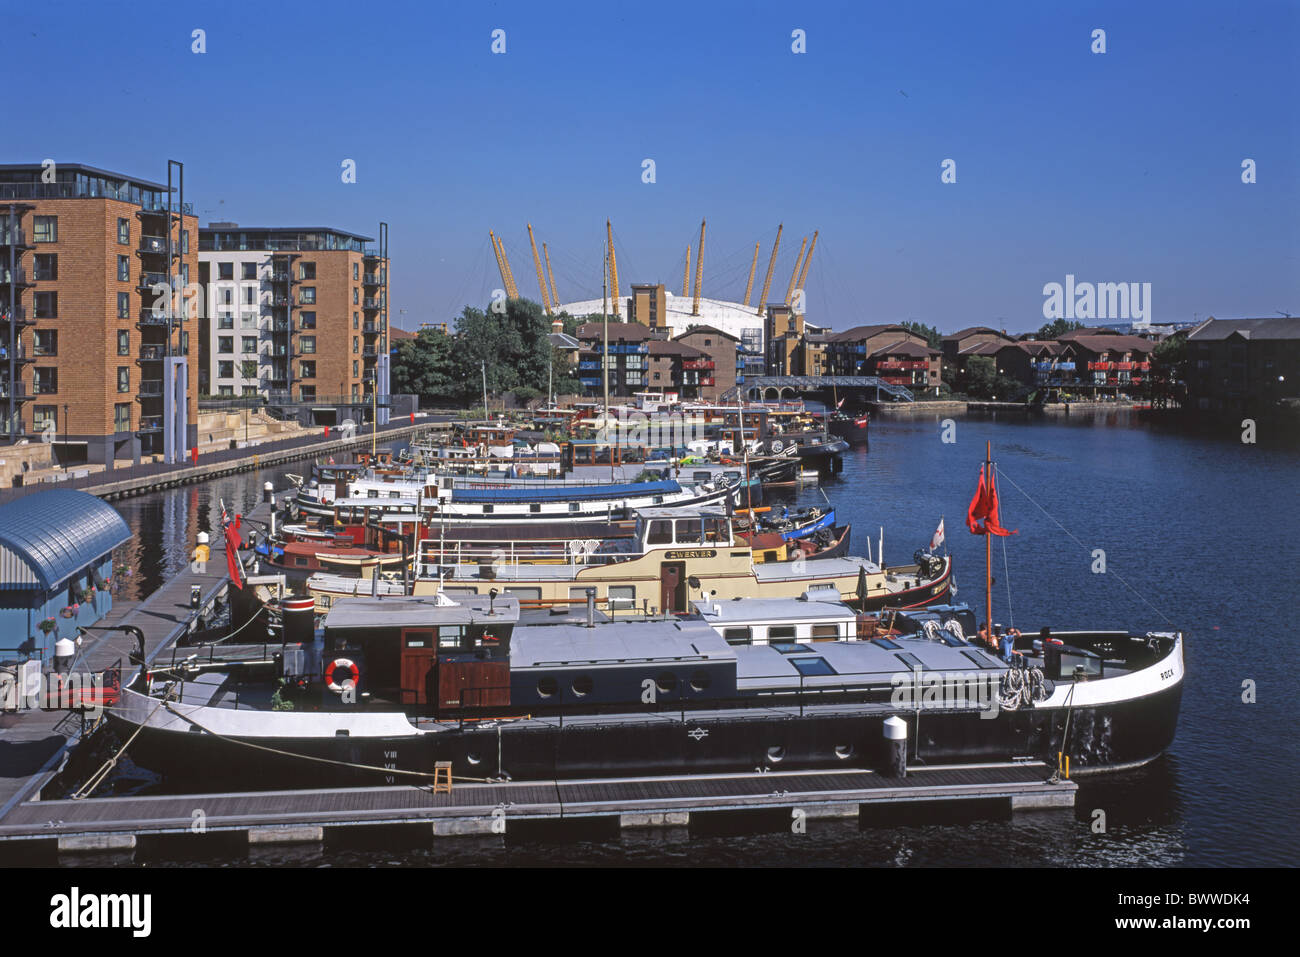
[139,345,164,360]
[362,273,381,285]
[0,228,28,246]
[1088,361,1114,370]
[137,415,163,432]
[0,380,27,399]
[268,271,290,283]
[682,359,714,370]
[138,272,167,288]
[0,305,28,323]
[138,235,169,254]
[875,360,929,370]
[270,295,289,307]
[138,379,163,396]
[138,308,170,325]
[0,267,28,285]
[363,346,377,356]
[363,298,382,310]
[363,321,379,333]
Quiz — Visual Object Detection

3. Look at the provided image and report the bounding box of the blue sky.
[7,0,1297,332]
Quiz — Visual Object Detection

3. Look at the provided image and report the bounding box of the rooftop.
[563,295,765,344]
[0,490,129,592]
[323,593,521,630]
[1186,317,1300,341]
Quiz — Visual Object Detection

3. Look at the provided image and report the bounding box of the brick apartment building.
[1184,316,1300,413]
[673,326,740,402]
[198,225,390,416]
[1,162,199,467]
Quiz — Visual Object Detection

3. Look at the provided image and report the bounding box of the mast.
[737,397,752,514]
[602,238,612,480]
[985,440,993,645]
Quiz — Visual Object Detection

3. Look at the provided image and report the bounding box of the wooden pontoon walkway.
[0,763,1074,851]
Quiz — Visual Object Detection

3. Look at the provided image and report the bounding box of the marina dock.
[0,499,274,822]
[0,762,1073,859]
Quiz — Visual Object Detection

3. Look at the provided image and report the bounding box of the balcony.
[0,379,27,400]
[0,266,30,287]
[362,298,382,310]
[362,273,382,286]
[0,304,31,326]
[138,307,171,325]
[138,379,163,396]
[138,235,171,255]
[0,227,30,248]
[699,377,715,387]
[875,360,929,371]
[682,359,714,371]
[1088,361,1115,371]
[269,295,290,307]
[137,271,168,290]
[137,415,163,433]
[139,345,164,361]
[363,346,377,357]
[363,250,383,261]
[363,321,379,334]
[1115,362,1136,371]
[267,271,292,283]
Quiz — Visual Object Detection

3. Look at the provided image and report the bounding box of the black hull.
[104,680,1182,792]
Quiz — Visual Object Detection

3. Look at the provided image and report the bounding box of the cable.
[994,464,1175,625]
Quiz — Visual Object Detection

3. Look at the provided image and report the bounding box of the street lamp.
[61,403,68,467]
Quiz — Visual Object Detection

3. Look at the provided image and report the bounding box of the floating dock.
[0,762,1073,858]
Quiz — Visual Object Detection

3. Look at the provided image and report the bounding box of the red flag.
[983,470,1017,537]
[966,465,989,533]
[224,522,244,590]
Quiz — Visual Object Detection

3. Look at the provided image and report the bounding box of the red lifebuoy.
[325,657,359,693]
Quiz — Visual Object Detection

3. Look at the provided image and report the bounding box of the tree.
[1037,318,1085,340]
[390,328,459,405]
[901,321,942,349]
[964,356,997,398]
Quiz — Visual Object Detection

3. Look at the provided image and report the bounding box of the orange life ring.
[325,657,359,693]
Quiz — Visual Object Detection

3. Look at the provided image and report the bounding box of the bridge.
[722,376,914,403]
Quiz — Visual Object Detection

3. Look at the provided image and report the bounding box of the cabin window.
[723,627,751,646]
[703,518,727,542]
[367,489,378,498]
[568,502,580,513]
[482,505,494,514]
[405,630,433,648]
[389,491,401,498]
[811,624,840,640]
[646,520,673,545]
[689,672,712,692]
[572,675,594,696]
[530,503,541,513]
[438,626,464,649]
[443,587,478,596]
[769,625,797,641]
[608,586,636,610]
[295,557,309,566]
[677,519,703,543]
[504,587,541,601]
[763,551,778,562]
[537,677,558,698]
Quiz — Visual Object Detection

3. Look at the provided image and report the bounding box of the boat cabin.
[634,505,736,552]
[317,593,520,713]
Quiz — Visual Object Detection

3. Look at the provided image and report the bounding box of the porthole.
[572,675,594,696]
[655,672,677,694]
[466,752,482,765]
[689,672,711,692]
[834,744,854,760]
[766,746,785,763]
[537,676,558,698]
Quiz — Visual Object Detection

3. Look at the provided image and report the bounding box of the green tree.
[1037,318,1086,340]
[901,321,943,349]
[390,328,459,405]
[964,356,997,398]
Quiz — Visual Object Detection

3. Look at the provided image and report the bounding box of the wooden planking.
[0,764,1071,840]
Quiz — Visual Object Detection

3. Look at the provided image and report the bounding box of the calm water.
[98,411,1300,867]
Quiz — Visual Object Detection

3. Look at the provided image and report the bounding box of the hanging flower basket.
[37,618,56,635]
[59,607,75,619]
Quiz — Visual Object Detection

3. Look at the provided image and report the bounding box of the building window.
[299,287,316,304]
[353,336,359,353]
[353,312,359,328]
[114,403,130,433]
[300,385,316,402]
[117,218,129,244]
[180,230,189,255]
[241,313,257,328]
[299,311,316,329]
[221,287,233,305]
[117,292,130,319]
[299,262,316,280]
[353,360,359,376]
[218,385,234,397]
[243,285,255,305]
[117,367,130,393]
[33,330,57,356]
[218,262,233,281]
[300,336,316,354]
[352,263,359,280]
[299,361,316,379]
[33,253,56,281]
[33,368,58,394]
[34,291,57,318]
[117,330,130,356]
[242,385,258,397]
[242,262,257,280]
[218,336,233,354]
[181,263,189,284]
[180,331,188,354]
[33,406,57,433]
[241,337,257,354]
[218,360,234,378]
[353,288,359,304]
[33,216,57,243]
[117,255,130,282]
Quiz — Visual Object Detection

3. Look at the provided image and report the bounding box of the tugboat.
[105,586,1183,790]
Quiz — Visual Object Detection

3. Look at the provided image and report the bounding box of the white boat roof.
[634,505,731,520]
[511,618,734,668]
[323,593,520,629]
[691,593,857,624]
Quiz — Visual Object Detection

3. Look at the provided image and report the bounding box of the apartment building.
[1184,317,1300,413]
[198,225,390,414]
[673,326,740,401]
[1,163,198,467]
[576,321,653,397]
